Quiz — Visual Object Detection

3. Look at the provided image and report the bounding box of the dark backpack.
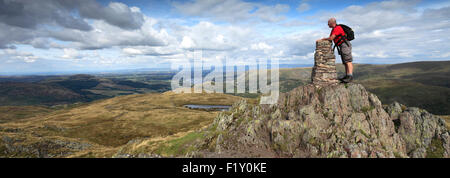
[338,24,354,41]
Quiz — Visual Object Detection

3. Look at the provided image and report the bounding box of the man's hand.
[316,38,330,42]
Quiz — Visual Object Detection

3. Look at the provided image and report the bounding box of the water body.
[184,104,231,111]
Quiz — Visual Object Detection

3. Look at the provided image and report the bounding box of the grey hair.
[328,18,336,24]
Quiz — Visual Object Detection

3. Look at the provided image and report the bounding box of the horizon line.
[0,60,449,76]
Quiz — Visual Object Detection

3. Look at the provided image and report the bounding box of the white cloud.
[251,42,273,50]
[297,3,310,13]
[180,36,196,49]
[62,48,83,59]
[122,48,144,55]
[1,48,38,63]
[173,0,289,23]
[174,21,255,51]
[47,16,171,50]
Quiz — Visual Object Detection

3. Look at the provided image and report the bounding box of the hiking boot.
[342,75,353,83]
[338,75,347,81]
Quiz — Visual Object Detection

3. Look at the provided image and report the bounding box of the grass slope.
[0,91,251,157]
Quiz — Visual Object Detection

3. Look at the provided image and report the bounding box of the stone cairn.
[311,40,339,86]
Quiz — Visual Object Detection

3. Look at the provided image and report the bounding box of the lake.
[183,104,232,111]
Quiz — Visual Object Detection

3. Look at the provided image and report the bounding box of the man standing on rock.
[317,18,353,83]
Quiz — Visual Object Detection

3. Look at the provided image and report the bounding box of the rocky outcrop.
[187,41,449,158]
[0,135,92,158]
[189,83,449,158]
[385,102,449,158]
[311,40,339,86]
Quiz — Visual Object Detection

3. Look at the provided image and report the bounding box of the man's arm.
[317,34,336,42]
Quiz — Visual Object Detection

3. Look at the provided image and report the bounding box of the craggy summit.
[189,41,450,158]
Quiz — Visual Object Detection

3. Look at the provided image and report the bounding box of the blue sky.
[0,0,449,75]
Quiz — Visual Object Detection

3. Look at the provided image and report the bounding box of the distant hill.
[0,82,86,106]
[0,74,172,106]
